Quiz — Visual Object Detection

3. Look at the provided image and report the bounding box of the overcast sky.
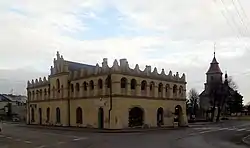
[0,0,250,104]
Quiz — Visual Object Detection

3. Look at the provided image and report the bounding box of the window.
[131,79,136,90]
[83,82,88,91]
[121,77,127,88]
[98,79,103,89]
[46,107,50,122]
[76,83,80,92]
[76,107,83,124]
[89,80,94,90]
[141,80,147,90]
[56,107,61,123]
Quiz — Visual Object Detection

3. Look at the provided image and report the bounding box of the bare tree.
[228,76,238,90]
[188,88,199,118]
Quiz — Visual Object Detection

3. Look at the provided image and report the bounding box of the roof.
[0,94,11,102]
[206,53,222,74]
[65,61,95,71]
[0,94,27,103]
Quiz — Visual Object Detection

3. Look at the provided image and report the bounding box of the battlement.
[68,58,186,82]
[27,76,49,88]
[27,52,186,88]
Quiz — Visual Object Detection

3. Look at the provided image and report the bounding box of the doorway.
[98,107,104,129]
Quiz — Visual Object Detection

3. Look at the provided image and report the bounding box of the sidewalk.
[188,121,224,127]
[16,124,187,133]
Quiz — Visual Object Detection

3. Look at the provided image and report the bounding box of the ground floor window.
[157,107,164,126]
[76,107,83,124]
[56,107,61,123]
[31,108,35,122]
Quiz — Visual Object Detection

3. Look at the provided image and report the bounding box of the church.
[26,52,188,129]
[199,52,243,119]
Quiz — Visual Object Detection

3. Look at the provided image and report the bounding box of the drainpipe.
[108,74,113,128]
[67,81,71,127]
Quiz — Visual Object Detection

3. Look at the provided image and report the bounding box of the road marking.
[73,137,88,141]
[57,142,65,145]
[6,136,12,139]
[36,145,47,148]
[24,140,32,144]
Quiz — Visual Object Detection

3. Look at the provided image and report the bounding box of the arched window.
[120,77,127,88]
[56,79,60,93]
[71,84,74,92]
[89,80,94,90]
[98,79,103,89]
[76,107,83,124]
[179,86,183,96]
[141,80,147,90]
[46,107,50,122]
[173,85,177,96]
[36,90,39,98]
[32,91,35,99]
[76,83,80,92]
[150,81,155,91]
[31,108,35,122]
[105,76,111,88]
[40,89,42,96]
[44,89,47,96]
[56,107,61,123]
[158,83,163,92]
[131,79,137,90]
[28,91,31,100]
[83,82,87,91]
[165,84,170,97]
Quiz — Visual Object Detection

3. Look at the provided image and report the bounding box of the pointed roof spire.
[206,43,222,74]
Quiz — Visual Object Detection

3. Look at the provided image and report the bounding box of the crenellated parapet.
[27,76,49,88]
[69,58,186,83]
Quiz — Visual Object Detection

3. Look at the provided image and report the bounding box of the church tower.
[204,52,223,90]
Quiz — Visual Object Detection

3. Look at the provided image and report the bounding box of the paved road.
[1,121,250,148]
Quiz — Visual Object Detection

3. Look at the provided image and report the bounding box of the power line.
[230,0,249,35]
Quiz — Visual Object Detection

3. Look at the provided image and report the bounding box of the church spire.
[206,43,222,74]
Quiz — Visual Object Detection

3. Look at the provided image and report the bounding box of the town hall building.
[26,52,188,129]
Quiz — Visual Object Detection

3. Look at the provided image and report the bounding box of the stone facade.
[26,52,188,129]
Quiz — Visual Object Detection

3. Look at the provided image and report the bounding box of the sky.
[0,0,250,104]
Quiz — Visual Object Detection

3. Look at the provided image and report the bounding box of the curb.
[17,124,188,133]
[242,135,250,145]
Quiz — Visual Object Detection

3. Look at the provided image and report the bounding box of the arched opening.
[174,105,183,126]
[157,107,164,126]
[76,83,80,92]
[56,79,60,93]
[83,82,88,91]
[131,79,136,90]
[150,81,155,96]
[31,108,35,122]
[46,107,50,122]
[44,89,47,97]
[105,76,111,88]
[39,108,42,125]
[165,84,169,97]
[76,107,83,124]
[32,91,35,100]
[89,80,94,90]
[128,107,144,127]
[179,86,183,97]
[56,107,61,123]
[173,85,177,97]
[158,83,163,97]
[75,83,80,97]
[98,79,103,89]
[98,107,104,129]
[141,80,147,96]
[120,77,127,88]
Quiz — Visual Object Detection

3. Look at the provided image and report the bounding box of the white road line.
[57,142,65,145]
[24,140,32,144]
[36,145,47,148]
[73,137,88,141]
[6,137,12,139]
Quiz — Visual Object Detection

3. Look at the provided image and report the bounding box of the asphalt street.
[1,120,250,148]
